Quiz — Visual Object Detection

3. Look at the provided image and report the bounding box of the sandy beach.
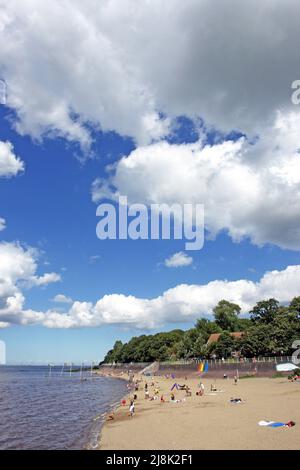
[99,374,300,450]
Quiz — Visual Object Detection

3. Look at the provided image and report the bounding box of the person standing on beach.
[129,402,135,418]
[199,381,205,396]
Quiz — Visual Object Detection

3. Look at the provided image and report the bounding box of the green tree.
[210,332,236,358]
[213,300,241,331]
[250,298,279,324]
[239,325,273,356]
[195,318,222,338]
[289,297,300,317]
[176,329,200,359]
[237,318,252,331]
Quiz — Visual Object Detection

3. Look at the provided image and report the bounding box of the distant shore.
[98,372,300,450]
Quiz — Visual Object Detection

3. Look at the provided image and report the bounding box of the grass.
[271,372,286,378]
[239,374,257,379]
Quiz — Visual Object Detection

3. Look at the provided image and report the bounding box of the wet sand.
[99,375,300,450]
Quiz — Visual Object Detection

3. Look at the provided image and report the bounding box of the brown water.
[0,365,127,449]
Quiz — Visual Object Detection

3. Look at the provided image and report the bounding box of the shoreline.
[92,370,131,450]
[98,372,300,450]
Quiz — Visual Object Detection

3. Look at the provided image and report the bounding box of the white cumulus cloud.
[39,264,300,329]
[92,111,300,250]
[1,0,300,146]
[0,218,6,231]
[165,252,193,268]
[0,242,61,326]
[52,294,73,304]
[32,272,61,287]
[1,253,300,329]
[0,141,24,177]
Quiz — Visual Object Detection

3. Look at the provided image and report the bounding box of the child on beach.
[129,402,135,418]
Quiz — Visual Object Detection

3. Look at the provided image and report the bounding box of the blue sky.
[1,1,300,364]
[1,106,300,364]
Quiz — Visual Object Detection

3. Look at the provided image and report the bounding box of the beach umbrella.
[276,363,298,372]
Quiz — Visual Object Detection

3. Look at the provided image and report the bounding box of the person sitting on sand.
[160,395,165,403]
[154,388,159,395]
[145,390,150,399]
[170,392,175,401]
[199,382,205,396]
[211,383,217,392]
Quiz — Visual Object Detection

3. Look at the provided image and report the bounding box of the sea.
[0,365,127,450]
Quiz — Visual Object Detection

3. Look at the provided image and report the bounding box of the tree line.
[102,297,300,363]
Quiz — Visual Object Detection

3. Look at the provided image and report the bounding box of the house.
[207,331,244,346]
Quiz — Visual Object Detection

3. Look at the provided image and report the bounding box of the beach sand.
[99,375,300,450]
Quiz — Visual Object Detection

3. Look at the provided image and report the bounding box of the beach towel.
[258,420,284,427]
[230,398,243,404]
